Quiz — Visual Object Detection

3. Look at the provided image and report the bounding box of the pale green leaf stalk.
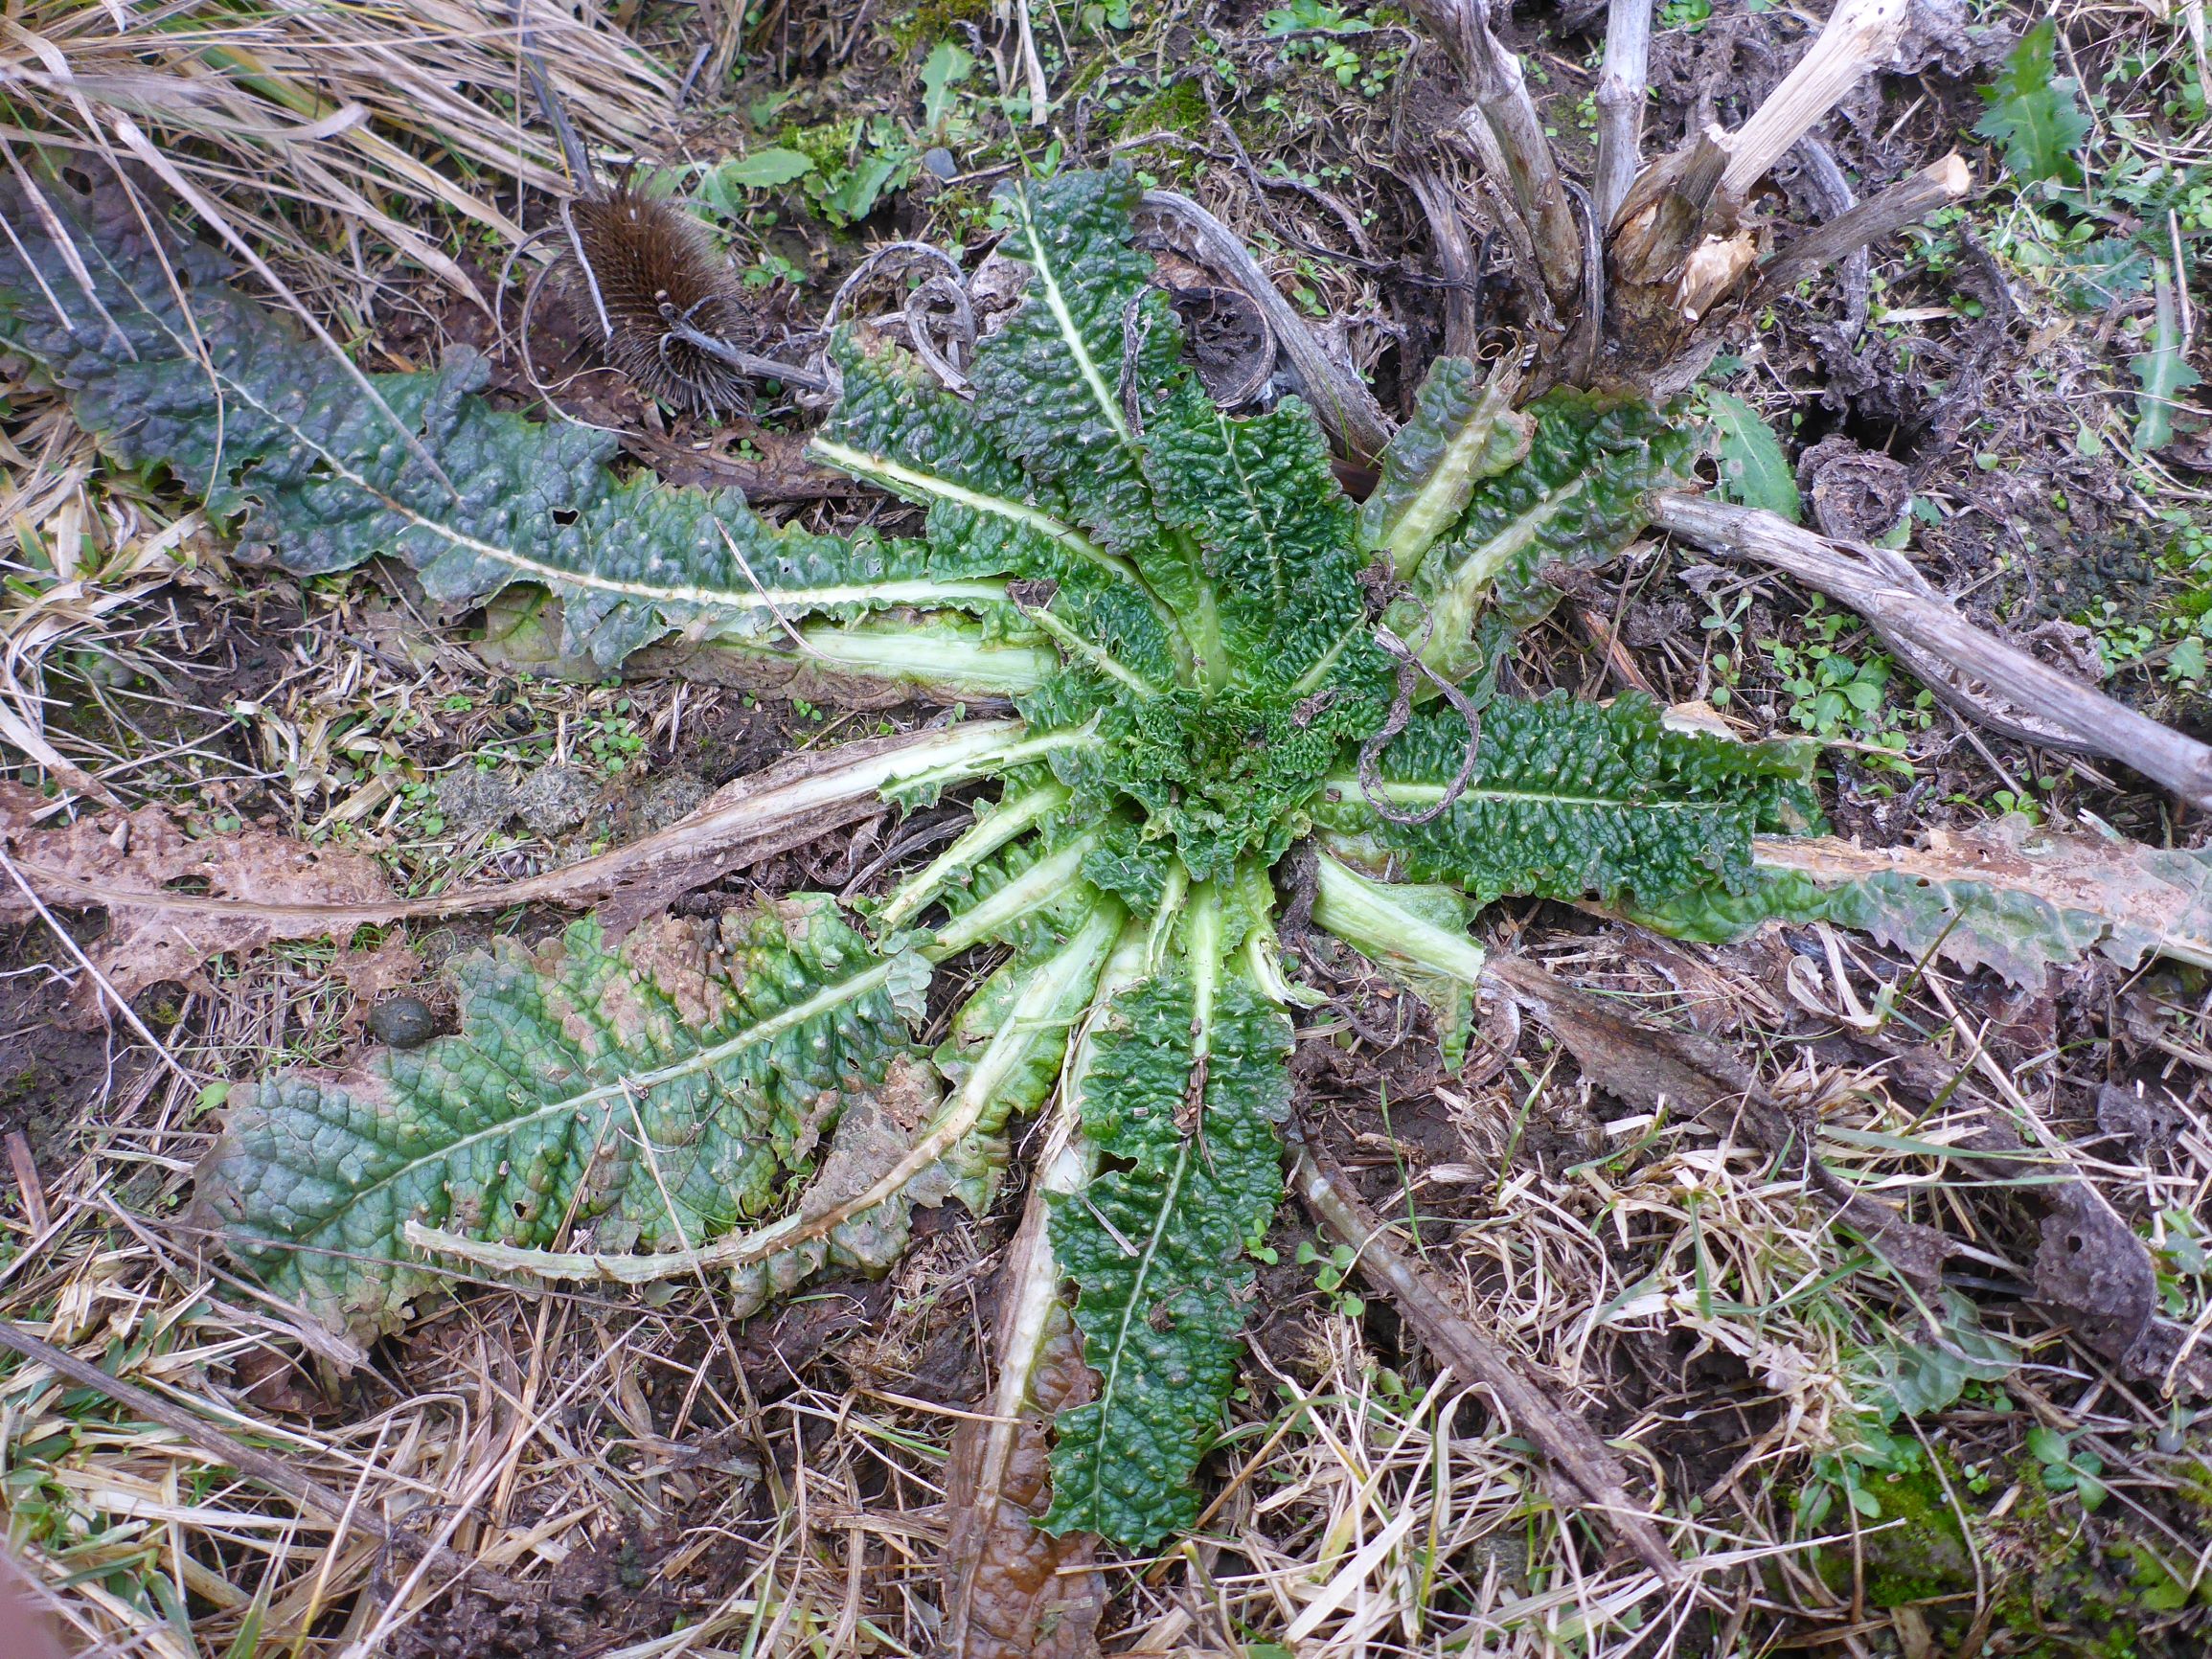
[1310,850,1487,1065]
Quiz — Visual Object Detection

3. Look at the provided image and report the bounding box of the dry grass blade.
[1484,952,1958,1285]
[0,0,670,309]
[0,1318,536,1601]
[1288,1119,1685,1585]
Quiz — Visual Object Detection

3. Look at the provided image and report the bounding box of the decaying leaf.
[0,784,392,1022]
[2,721,1024,948]
[1745,816,2212,985]
[943,1268,1106,1659]
[1928,1079,2212,1396]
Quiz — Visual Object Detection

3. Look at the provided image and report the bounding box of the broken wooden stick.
[1757,153,1973,294]
[1287,1117,1684,1583]
[1651,491,2212,809]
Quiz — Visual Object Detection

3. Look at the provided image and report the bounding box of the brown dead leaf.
[1943,1089,2212,1396]
[0,785,391,1025]
[2,720,1023,948]
[1756,819,2212,986]
[943,1257,1104,1659]
[941,1307,1103,1659]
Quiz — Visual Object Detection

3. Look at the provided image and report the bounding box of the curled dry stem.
[1356,625,1485,827]
[1134,189,1396,461]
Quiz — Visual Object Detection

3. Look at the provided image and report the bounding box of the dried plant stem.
[1136,190,1395,461]
[1286,1118,1684,1584]
[1592,0,1653,229]
[1717,0,1909,198]
[1404,0,1583,312]
[1405,168,1483,361]
[1757,154,1973,294]
[0,1319,536,1602]
[1651,492,2212,808]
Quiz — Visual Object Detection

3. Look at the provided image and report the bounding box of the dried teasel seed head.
[566,187,759,414]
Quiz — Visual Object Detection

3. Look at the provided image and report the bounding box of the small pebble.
[370,996,438,1049]
[922,148,957,180]
[2155,1426,2186,1456]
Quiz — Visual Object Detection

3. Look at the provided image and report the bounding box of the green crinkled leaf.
[1080,818,1180,913]
[1703,391,1801,523]
[927,906,1124,1216]
[1052,679,1388,884]
[968,170,1182,557]
[1323,693,1822,910]
[1358,355,1531,577]
[0,179,996,675]
[193,904,906,1336]
[1044,963,1289,1548]
[1975,20,2090,186]
[1402,389,1696,680]
[1140,384,1369,690]
[814,334,1185,689]
[927,818,1111,958]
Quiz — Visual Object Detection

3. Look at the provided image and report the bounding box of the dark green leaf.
[1045,962,1289,1547]
[1703,391,1800,522]
[1975,21,2090,185]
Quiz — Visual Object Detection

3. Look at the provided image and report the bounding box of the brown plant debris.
[0,784,393,1023]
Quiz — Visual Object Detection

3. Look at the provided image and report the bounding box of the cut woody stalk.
[1753,153,1973,296]
[1591,0,1654,230]
[1650,491,2212,809]
[1402,0,1583,314]
[1714,0,1911,199]
[1608,0,1916,352]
